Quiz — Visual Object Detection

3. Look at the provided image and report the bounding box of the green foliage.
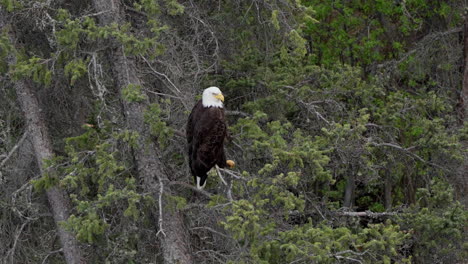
[399,178,468,262]
[163,0,184,15]
[214,6,466,256]
[112,129,140,148]
[64,209,108,243]
[2,0,466,263]
[39,124,148,249]
[271,10,280,30]
[0,0,21,11]
[0,32,12,73]
[135,0,184,16]
[301,0,460,66]
[166,195,187,212]
[55,9,167,61]
[11,55,52,85]
[144,102,173,148]
[64,58,88,85]
[122,84,147,102]
[232,114,332,184]
[31,156,63,191]
[31,172,59,191]
[252,220,409,264]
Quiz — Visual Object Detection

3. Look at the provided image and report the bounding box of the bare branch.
[0,131,28,169]
[41,249,63,264]
[368,141,448,171]
[169,181,212,198]
[156,175,166,238]
[6,220,30,263]
[140,55,182,94]
[376,27,462,70]
[214,165,228,186]
[218,168,249,181]
[335,211,398,218]
[226,110,251,118]
[146,90,184,100]
[191,226,231,239]
[215,165,233,201]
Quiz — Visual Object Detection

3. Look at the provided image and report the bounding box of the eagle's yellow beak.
[214,94,225,102]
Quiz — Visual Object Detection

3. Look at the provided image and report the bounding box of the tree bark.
[15,79,85,264]
[343,171,355,208]
[384,170,392,210]
[2,10,85,264]
[92,1,193,263]
[460,13,468,123]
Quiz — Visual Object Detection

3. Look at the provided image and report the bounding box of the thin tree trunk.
[2,10,85,263]
[384,170,392,210]
[343,171,355,208]
[92,1,193,263]
[460,14,468,122]
[15,79,85,264]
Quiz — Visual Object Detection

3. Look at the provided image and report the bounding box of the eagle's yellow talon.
[226,160,235,168]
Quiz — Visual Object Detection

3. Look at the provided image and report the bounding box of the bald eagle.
[187,87,235,189]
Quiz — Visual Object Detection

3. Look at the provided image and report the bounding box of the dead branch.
[41,249,63,264]
[169,181,212,198]
[6,219,31,264]
[376,27,462,71]
[215,165,233,201]
[226,110,251,118]
[0,131,28,169]
[156,175,166,238]
[334,211,398,218]
[368,141,448,171]
[218,168,249,181]
[191,226,231,239]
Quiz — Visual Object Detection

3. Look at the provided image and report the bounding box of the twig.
[7,220,30,263]
[332,249,369,264]
[335,211,397,218]
[214,165,227,186]
[334,255,363,264]
[218,168,249,181]
[41,248,63,264]
[169,181,212,198]
[191,226,231,239]
[1,131,28,168]
[376,27,462,70]
[140,55,181,94]
[368,141,448,171]
[194,249,227,263]
[173,130,186,138]
[288,209,399,221]
[156,176,166,238]
[215,165,233,202]
[226,110,251,118]
[146,90,184,100]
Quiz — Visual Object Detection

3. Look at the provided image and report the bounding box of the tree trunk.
[2,10,85,263]
[384,170,392,210]
[459,13,468,122]
[343,171,355,208]
[92,1,193,263]
[15,79,85,264]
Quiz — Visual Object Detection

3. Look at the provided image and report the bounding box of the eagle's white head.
[202,86,224,108]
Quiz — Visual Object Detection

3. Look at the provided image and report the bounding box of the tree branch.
[169,181,212,198]
[156,175,166,238]
[368,141,448,171]
[334,211,398,218]
[0,131,28,169]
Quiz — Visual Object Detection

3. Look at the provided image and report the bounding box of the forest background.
[0,0,467,263]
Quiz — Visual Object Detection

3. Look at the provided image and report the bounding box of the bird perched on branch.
[187,87,235,189]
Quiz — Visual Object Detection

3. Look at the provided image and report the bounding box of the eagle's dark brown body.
[186,100,227,188]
